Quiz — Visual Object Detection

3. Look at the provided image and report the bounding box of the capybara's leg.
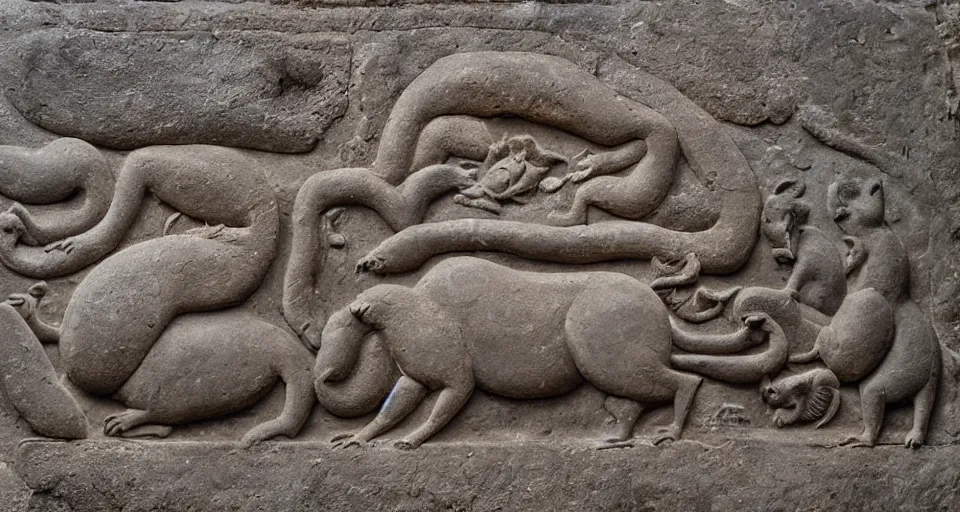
[603,396,644,443]
[332,376,428,448]
[104,409,159,437]
[841,382,885,448]
[395,380,473,450]
[655,371,702,445]
[241,365,315,447]
[905,376,937,449]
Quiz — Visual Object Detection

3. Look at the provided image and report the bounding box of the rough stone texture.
[0,0,958,509]
[14,440,960,511]
[8,30,350,152]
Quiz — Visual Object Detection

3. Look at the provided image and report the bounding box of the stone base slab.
[12,439,960,511]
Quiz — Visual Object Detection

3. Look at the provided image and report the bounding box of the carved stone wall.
[1,0,959,510]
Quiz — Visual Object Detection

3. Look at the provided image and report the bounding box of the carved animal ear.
[773,179,806,198]
[27,282,48,299]
[349,301,372,323]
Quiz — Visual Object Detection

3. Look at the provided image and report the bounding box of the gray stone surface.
[0,0,958,509]
[13,439,960,511]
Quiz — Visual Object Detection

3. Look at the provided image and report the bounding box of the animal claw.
[356,255,385,274]
[394,439,419,450]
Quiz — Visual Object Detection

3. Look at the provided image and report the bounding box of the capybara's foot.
[904,429,925,449]
[394,438,422,450]
[839,434,875,448]
[653,425,680,445]
[356,254,386,274]
[331,433,368,450]
[104,409,152,437]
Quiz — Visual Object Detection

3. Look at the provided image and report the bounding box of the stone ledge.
[13,439,960,511]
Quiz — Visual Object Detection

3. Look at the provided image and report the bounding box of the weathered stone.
[8,30,350,153]
[0,0,958,509]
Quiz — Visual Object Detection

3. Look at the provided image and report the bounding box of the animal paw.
[839,434,875,448]
[772,409,792,428]
[394,438,422,450]
[104,409,150,437]
[355,254,386,274]
[904,430,925,449]
[45,237,76,254]
[653,425,680,445]
[331,433,367,450]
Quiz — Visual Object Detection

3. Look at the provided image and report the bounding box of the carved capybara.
[0,144,320,444]
[789,288,895,383]
[5,284,315,445]
[761,179,846,317]
[827,175,941,448]
[315,256,703,449]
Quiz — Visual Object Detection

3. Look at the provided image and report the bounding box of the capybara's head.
[828,175,885,235]
[761,180,811,264]
[315,305,375,383]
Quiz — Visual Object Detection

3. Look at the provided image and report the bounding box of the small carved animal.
[283,162,477,346]
[0,144,314,444]
[761,368,841,429]
[761,179,847,316]
[827,175,941,448]
[315,256,703,449]
[789,288,895,383]
[5,287,315,445]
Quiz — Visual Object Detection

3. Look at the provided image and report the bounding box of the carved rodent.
[826,175,941,448]
[761,180,846,316]
[828,176,908,304]
[789,288,895,383]
[0,145,313,444]
[761,368,841,429]
[283,162,477,347]
[315,256,703,449]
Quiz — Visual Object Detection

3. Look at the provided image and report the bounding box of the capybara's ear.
[27,281,48,299]
[349,301,373,323]
[773,179,805,198]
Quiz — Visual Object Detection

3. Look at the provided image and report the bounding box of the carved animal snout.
[459,184,487,200]
[833,206,850,222]
[771,247,795,264]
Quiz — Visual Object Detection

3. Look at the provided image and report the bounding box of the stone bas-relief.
[0,9,959,506]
